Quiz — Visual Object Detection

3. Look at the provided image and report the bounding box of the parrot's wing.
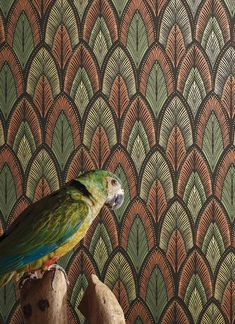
[0,189,89,275]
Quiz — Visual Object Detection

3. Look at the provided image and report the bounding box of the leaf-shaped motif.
[140,251,174,322]
[105,148,137,221]
[45,95,80,171]
[111,0,128,17]
[166,24,186,68]
[159,95,193,171]
[0,147,22,223]
[120,1,154,68]
[65,146,96,182]
[83,0,118,67]
[159,0,192,48]
[140,150,174,221]
[45,0,79,50]
[121,200,155,273]
[0,48,23,120]
[26,148,60,202]
[27,47,60,113]
[196,95,230,172]
[127,300,153,323]
[65,44,99,118]
[178,148,212,222]
[102,46,136,101]
[104,251,137,313]
[186,0,202,17]
[196,199,230,273]
[0,0,14,17]
[7,98,41,171]
[161,300,191,323]
[177,45,213,117]
[8,196,29,226]
[83,97,116,164]
[139,46,174,117]
[214,46,235,118]
[223,0,235,17]
[121,96,156,173]
[0,281,16,322]
[200,302,226,323]
[73,0,88,19]
[214,149,235,223]
[67,249,97,318]
[195,0,230,67]
[109,75,130,118]
[215,252,235,323]
[7,0,40,69]
[179,251,213,323]
[159,201,193,272]
[33,75,53,117]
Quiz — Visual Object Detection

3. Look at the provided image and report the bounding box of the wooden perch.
[78,274,126,324]
[20,269,68,324]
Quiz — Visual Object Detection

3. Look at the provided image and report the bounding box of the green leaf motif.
[145,266,168,322]
[0,281,16,322]
[111,0,128,17]
[201,303,226,324]
[12,12,34,68]
[183,68,206,117]
[202,112,224,172]
[89,223,113,274]
[126,216,149,273]
[0,163,17,222]
[71,273,88,315]
[223,0,235,17]
[201,18,224,67]
[70,68,93,118]
[202,223,225,273]
[73,0,89,19]
[183,172,207,223]
[186,0,202,17]
[13,121,36,172]
[89,17,112,67]
[0,62,17,120]
[184,275,207,323]
[127,121,150,173]
[221,165,235,222]
[0,0,14,17]
[52,111,75,171]
[126,11,148,68]
[145,61,168,117]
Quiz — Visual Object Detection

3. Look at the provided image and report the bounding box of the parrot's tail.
[0,272,14,288]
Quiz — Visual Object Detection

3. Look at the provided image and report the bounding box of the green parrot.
[0,170,124,288]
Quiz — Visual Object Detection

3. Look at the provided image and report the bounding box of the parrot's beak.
[105,188,124,210]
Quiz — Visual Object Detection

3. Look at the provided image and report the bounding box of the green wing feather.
[0,184,89,275]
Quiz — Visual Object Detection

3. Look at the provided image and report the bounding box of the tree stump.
[78,274,126,324]
[20,269,68,324]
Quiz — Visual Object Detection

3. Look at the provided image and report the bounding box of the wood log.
[20,269,68,324]
[78,274,126,324]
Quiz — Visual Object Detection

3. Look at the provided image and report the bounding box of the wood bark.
[20,269,68,324]
[79,274,126,324]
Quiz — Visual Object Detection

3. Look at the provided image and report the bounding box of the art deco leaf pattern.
[0,0,234,323]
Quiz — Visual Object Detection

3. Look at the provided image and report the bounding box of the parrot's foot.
[48,264,69,289]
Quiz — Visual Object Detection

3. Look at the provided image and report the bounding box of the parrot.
[0,170,124,288]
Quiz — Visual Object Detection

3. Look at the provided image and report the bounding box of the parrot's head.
[77,170,124,210]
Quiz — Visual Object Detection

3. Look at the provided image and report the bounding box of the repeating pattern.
[0,0,234,323]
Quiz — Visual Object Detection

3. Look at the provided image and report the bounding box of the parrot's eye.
[111,179,117,186]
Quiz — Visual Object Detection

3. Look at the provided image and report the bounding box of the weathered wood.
[20,269,68,324]
[79,274,126,324]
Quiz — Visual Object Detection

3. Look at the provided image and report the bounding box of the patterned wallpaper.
[0,0,234,323]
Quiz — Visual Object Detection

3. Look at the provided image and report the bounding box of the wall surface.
[0,0,234,323]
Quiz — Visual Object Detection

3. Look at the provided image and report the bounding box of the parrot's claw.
[47,264,69,289]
